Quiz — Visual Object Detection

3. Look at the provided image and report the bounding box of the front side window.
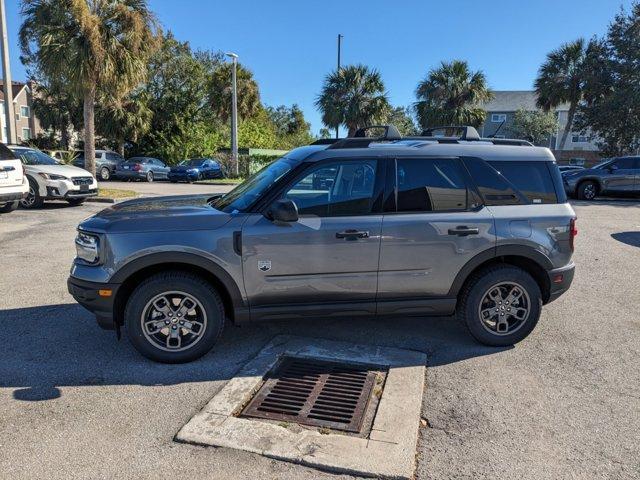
[396,158,469,212]
[612,158,638,170]
[284,160,377,217]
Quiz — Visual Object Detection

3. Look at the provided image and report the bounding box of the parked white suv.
[9,146,98,208]
[0,144,28,213]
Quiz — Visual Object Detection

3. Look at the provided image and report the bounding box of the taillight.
[133,164,141,171]
[569,217,578,252]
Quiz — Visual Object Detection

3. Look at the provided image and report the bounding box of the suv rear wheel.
[457,265,542,346]
[124,271,225,363]
[99,166,111,181]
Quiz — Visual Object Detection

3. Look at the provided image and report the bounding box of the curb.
[86,197,116,204]
[193,181,241,186]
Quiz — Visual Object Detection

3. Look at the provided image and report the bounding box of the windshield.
[14,149,59,165]
[180,159,205,167]
[213,157,296,213]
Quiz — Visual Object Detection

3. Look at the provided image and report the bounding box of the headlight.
[186,168,197,173]
[75,231,100,264]
[39,172,68,180]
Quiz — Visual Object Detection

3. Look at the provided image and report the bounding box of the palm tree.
[96,91,152,155]
[414,60,493,130]
[209,62,260,122]
[20,0,158,175]
[315,64,390,137]
[535,39,587,150]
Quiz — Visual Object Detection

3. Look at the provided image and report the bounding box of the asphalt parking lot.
[1,196,639,479]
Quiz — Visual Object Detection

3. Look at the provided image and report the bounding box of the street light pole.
[0,0,16,144]
[335,34,343,139]
[225,52,239,177]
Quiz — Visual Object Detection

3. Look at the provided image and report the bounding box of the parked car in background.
[9,146,97,208]
[72,149,125,181]
[558,165,584,174]
[168,158,224,183]
[0,143,28,213]
[563,156,640,200]
[115,157,169,182]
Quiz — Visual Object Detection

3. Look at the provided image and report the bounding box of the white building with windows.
[479,91,600,162]
[0,81,42,144]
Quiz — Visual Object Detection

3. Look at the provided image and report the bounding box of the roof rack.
[421,126,481,141]
[408,125,533,146]
[327,125,401,149]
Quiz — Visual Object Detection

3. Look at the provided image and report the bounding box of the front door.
[241,158,384,319]
[602,157,638,193]
[377,157,495,312]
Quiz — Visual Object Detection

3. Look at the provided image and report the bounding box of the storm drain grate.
[240,356,378,433]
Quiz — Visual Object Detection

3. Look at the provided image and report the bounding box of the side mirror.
[268,199,298,223]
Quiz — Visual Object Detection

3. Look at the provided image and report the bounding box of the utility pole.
[335,34,343,139]
[0,0,15,144]
[225,52,239,177]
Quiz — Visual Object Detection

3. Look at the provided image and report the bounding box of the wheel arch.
[449,246,553,304]
[576,176,602,194]
[111,252,247,327]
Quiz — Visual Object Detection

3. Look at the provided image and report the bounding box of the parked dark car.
[563,156,640,199]
[168,158,224,183]
[72,150,125,181]
[115,157,170,182]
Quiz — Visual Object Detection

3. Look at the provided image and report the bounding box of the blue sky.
[2,0,634,135]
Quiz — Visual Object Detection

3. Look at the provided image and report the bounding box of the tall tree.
[96,90,152,155]
[534,39,587,150]
[31,81,82,149]
[20,0,158,175]
[316,64,390,136]
[209,62,260,121]
[414,60,493,129]
[511,108,558,145]
[266,104,314,148]
[576,4,640,156]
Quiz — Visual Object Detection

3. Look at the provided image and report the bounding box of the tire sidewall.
[146,171,154,182]
[124,274,224,363]
[21,177,43,209]
[461,266,542,346]
[578,181,597,200]
[100,167,111,181]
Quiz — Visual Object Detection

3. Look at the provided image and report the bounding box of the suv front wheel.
[457,265,542,346]
[124,271,225,363]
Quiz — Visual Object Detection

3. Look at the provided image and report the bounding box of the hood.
[171,165,201,172]
[25,163,94,178]
[79,194,232,234]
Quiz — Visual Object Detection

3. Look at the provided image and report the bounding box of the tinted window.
[106,152,123,162]
[0,143,17,160]
[396,158,468,212]
[488,161,558,204]
[463,158,522,206]
[285,160,377,217]
[612,158,638,170]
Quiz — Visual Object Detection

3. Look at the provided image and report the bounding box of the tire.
[99,167,111,181]
[146,171,154,182]
[577,180,598,200]
[67,198,85,206]
[20,177,44,209]
[0,201,18,213]
[124,271,225,363]
[457,265,542,347]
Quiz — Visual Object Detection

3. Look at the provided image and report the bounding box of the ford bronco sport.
[68,125,576,363]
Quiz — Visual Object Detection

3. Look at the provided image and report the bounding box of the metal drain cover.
[240,356,378,433]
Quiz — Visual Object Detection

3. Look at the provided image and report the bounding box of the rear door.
[377,157,495,311]
[241,157,385,318]
[0,144,24,197]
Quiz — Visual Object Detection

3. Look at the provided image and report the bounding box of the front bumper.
[42,178,98,199]
[68,276,120,330]
[115,170,147,180]
[168,172,199,181]
[546,262,575,303]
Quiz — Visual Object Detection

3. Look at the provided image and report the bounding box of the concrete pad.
[175,335,426,479]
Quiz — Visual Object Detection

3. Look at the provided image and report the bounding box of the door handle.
[336,229,370,240]
[448,226,480,236]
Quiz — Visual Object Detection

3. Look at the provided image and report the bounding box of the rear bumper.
[546,262,575,303]
[67,276,120,330]
[0,190,28,202]
[115,170,146,180]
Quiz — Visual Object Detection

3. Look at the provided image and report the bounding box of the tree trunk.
[118,141,125,157]
[559,102,577,151]
[60,125,70,151]
[83,88,96,176]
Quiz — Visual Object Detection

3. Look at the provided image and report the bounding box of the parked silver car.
[68,125,576,363]
[563,156,640,199]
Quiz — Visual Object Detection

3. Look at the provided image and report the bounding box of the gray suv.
[563,156,640,199]
[68,126,577,363]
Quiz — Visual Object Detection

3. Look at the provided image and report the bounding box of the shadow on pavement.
[0,303,510,402]
[611,231,640,248]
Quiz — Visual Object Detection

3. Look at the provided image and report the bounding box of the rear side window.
[396,158,469,212]
[0,143,17,160]
[462,158,522,205]
[488,161,558,204]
